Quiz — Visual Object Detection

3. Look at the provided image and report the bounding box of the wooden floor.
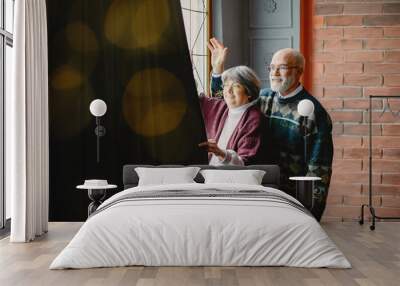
[0,222,399,286]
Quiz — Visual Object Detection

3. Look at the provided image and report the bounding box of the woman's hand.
[207,38,228,75]
[198,139,226,160]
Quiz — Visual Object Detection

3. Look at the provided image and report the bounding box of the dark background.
[47,0,208,221]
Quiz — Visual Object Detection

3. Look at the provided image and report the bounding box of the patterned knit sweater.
[211,76,334,221]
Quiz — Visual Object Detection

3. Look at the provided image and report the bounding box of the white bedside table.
[289,176,321,210]
[76,183,117,217]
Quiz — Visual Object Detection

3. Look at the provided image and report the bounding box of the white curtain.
[8,0,49,242]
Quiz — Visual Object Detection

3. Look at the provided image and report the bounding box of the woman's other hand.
[198,139,226,160]
[207,38,228,75]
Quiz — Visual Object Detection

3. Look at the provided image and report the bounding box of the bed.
[50,165,350,269]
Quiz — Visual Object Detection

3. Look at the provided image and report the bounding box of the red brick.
[384,27,400,37]
[312,85,324,98]
[327,194,343,205]
[313,63,324,75]
[332,172,381,185]
[368,159,400,172]
[344,51,383,63]
[365,64,400,74]
[382,125,400,136]
[384,74,400,87]
[325,87,362,98]
[382,173,400,184]
[343,147,381,159]
[314,73,343,85]
[384,51,400,63]
[314,52,343,63]
[343,124,381,136]
[364,136,400,148]
[381,196,400,208]
[319,98,343,109]
[344,27,383,39]
[333,123,343,135]
[383,148,400,159]
[325,63,363,73]
[367,185,400,195]
[384,99,400,110]
[344,74,382,86]
[343,195,381,206]
[364,111,400,123]
[314,28,343,40]
[383,3,400,14]
[364,15,400,26]
[334,147,343,159]
[325,15,363,26]
[314,16,325,29]
[332,173,381,186]
[330,111,363,122]
[323,205,361,219]
[333,136,362,147]
[315,4,344,15]
[372,207,400,217]
[314,40,324,51]
[343,99,383,110]
[324,39,363,50]
[364,87,400,96]
[343,4,383,15]
[333,159,362,171]
[365,39,400,50]
[329,182,362,195]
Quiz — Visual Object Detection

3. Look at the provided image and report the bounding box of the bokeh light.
[123,68,187,136]
[104,0,170,50]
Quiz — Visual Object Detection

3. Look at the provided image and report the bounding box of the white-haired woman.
[198,65,263,166]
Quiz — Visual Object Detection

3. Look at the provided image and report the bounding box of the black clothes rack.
[359,95,400,230]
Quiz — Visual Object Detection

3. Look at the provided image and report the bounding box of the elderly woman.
[198,66,263,166]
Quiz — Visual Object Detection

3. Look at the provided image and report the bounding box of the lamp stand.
[94,117,106,163]
[303,116,309,175]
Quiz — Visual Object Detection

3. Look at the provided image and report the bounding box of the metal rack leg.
[359,204,367,225]
[369,206,375,231]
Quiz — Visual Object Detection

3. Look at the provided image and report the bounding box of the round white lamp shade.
[89,99,107,117]
[297,99,314,117]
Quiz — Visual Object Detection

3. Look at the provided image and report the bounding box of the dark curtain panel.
[47,0,208,221]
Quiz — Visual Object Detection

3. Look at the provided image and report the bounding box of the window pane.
[5,43,13,219]
[180,0,190,9]
[6,0,15,33]
[193,55,205,93]
[191,12,206,55]
[191,0,205,11]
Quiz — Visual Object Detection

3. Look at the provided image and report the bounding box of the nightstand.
[289,176,321,210]
[76,183,117,217]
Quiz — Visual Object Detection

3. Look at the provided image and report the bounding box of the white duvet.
[50,183,351,269]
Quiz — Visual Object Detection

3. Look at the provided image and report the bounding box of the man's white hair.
[274,48,305,71]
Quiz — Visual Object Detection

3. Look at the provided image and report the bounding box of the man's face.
[269,51,302,95]
[223,80,250,109]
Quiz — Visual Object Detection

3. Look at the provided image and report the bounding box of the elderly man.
[208,38,333,221]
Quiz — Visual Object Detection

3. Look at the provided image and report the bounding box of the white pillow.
[135,167,201,186]
[200,169,266,185]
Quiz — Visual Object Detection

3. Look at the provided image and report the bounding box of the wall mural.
[47,0,208,221]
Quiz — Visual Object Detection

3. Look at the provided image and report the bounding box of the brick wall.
[313,0,400,221]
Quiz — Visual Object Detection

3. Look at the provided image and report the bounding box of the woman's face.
[223,80,250,109]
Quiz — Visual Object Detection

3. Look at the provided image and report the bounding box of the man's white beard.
[270,76,294,93]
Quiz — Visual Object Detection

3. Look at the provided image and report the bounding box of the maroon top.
[199,95,263,164]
